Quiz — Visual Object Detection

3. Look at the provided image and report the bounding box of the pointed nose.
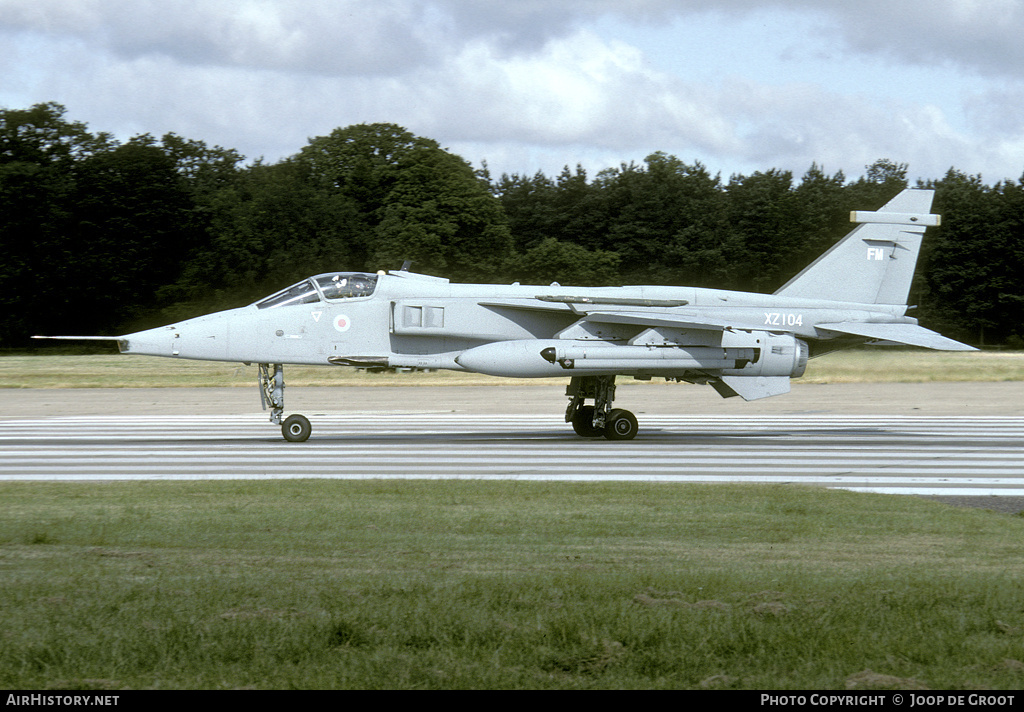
[118,324,179,357]
[120,310,237,360]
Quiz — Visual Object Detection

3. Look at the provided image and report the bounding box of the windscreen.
[255,272,378,309]
[255,279,320,310]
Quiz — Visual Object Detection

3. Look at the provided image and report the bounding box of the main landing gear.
[256,366,638,443]
[259,363,311,442]
[564,375,639,441]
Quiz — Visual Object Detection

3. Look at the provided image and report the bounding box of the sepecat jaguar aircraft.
[36,188,974,442]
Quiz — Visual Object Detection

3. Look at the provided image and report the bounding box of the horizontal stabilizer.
[816,322,976,351]
[850,210,941,227]
[712,376,791,401]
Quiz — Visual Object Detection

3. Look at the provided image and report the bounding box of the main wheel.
[282,414,312,442]
[604,409,638,441]
[571,405,604,438]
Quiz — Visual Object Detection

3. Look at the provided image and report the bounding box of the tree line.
[2,102,1022,349]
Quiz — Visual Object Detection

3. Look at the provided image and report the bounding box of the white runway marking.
[2,414,1024,495]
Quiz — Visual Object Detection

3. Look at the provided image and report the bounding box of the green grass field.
[2,349,1023,388]
[2,481,1024,690]
[4,350,1024,689]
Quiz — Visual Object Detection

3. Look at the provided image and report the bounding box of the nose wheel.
[259,363,313,442]
[282,414,312,442]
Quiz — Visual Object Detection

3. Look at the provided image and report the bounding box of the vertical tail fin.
[774,189,939,305]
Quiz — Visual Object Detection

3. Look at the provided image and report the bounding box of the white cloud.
[1,0,1022,182]
[440,0,1024,81]
[5,0,1023,79]
[966,86,1024,138]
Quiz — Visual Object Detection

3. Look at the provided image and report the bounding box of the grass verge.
[2,349,1024,388]
[2,480,1023,690]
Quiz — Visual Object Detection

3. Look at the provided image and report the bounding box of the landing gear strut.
[564,376,639,440]
[259,363,311,442]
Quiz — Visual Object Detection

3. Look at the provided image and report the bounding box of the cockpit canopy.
[255,272,378,309]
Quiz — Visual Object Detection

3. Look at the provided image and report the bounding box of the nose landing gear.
[259,363,312,442]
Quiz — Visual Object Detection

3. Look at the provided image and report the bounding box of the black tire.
[282,414,312,442]
[571,405,604,438]
[604,409,638,441]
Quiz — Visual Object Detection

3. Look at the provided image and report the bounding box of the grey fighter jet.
[36,188,974,441]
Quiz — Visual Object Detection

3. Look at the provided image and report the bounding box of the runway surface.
[3,412,1024,497]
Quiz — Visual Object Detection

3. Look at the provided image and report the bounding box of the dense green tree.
[921,171,1024,344]
[492,170,559,252]
[786,164,849,278]
[493,164,608,258]
[507,237,621,286]
[548,164,607,251]
[0,102,112,165]
[64,139,199,332]
[845,158,910,209]
[577,154,729,286]
[3,101,1021,348]
[162,158,363,315]
[298,123,513,281]
[997,177,1024,344]
[374,146,512,280]
[0,103,114,344]
[156,132,244,190]
[725,169,800,292]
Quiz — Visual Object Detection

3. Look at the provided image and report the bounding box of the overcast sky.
[2,0,1023,184]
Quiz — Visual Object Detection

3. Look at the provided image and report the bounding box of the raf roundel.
[333,314,352,333]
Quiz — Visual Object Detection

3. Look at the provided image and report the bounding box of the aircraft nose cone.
[120,311,233,360]
[119,325,179,357]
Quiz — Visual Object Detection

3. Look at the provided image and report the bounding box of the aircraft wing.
[583,312,978,351]
[478,300,737,331]
[580,311,730,331]
[815,322,976,351]
[479,296,691,315]
[478,298,576,314]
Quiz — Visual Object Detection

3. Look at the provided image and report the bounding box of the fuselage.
[118,270,912,377]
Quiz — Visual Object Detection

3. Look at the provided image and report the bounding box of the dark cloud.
[0,1,449,76]
[818,0,1024,80]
